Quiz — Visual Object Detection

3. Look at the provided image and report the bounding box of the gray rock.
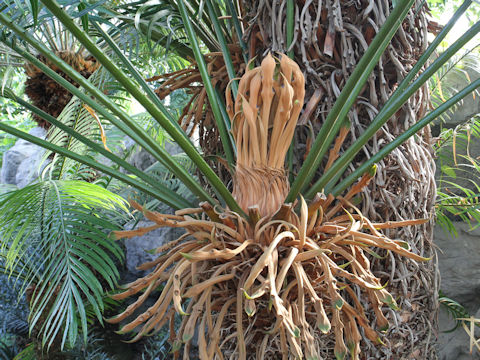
[100,136,183,173]
[15,148,48,188]
[123,219,184,277]
[0,127,47,186]
[443,69,480,128]
[127,149,156,171]
[27,126,47,139]
[437,222,480,360]
[123,137,184,172]
[164,139,182,156]
[438,306,480,360]
[1,149,27,184]
[436,223,480,312]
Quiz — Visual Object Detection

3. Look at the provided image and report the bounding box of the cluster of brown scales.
[111,54,429,360]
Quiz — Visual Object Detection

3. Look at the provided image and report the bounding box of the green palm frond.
[1,0,90,63]
[0,180,128,349]
[0,6,242,213]
[43,68,109,180]
[142,151,197,211]
[0,87,192,209]
[110,0,220,54]
[90,1,193,61]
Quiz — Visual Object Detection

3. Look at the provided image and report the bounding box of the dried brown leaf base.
[110,176,429,360]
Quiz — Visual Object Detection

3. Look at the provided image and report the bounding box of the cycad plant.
[110,53,430,359]
[4,5,100,128]
[0,0,480,358]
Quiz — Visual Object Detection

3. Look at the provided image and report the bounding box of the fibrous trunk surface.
[241,0,437,358]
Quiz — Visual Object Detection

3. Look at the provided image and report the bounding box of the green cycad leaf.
[0,180,128,349]
[44,68,107,180]
[439,291,470,332]
[140,151,197,211]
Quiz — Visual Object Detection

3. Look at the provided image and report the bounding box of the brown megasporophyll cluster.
[111,54,430,359]
[25,50,99,128]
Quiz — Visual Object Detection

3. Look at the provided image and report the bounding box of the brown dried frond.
[228,53,305,217]
[24,51,99,128]
[111,174,430,359]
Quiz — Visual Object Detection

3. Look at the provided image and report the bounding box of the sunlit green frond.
[0,180,128,349]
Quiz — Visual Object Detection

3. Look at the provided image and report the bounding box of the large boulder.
[436,222,480,359]
[436,223,480,312]
[0,127,47,187]
[125,138,183,171]
[441,68,480,128]
[97,135,183,173]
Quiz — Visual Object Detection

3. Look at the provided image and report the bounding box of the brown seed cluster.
[25,51,99,128]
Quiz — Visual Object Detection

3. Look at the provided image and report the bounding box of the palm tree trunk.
[241,0,438,358]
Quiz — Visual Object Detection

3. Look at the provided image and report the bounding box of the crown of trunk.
[227,53,305,217]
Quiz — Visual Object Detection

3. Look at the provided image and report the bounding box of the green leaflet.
[0,180,127,349]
